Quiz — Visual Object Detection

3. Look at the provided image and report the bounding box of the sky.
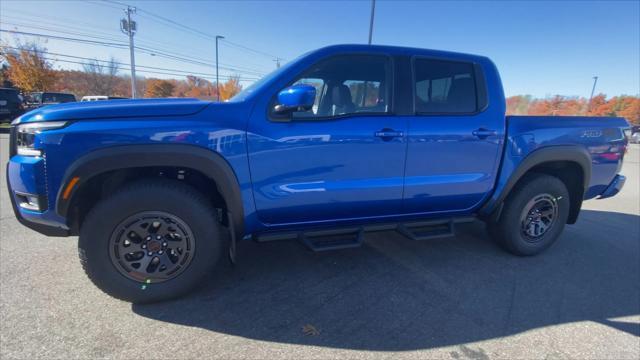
[1,0,639,98]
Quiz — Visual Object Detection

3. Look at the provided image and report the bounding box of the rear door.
[402,57,504,214]
[247,54,408,225]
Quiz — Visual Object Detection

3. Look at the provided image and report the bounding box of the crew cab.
[6,45,630,303]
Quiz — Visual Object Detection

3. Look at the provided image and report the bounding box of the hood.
[14,98,211,124]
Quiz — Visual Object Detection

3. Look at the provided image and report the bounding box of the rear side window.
[413,59,477,114]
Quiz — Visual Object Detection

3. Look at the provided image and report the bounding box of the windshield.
[229,63,292,102]
[229,51,313,102]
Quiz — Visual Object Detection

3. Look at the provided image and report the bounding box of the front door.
[247,54,408,226]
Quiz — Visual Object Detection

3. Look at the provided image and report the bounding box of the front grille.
[9,125,16,157]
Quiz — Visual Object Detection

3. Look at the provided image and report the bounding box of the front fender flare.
[56,144,244,236]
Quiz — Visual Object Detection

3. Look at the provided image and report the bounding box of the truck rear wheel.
[487,173,570,256]
[78,179,224,303]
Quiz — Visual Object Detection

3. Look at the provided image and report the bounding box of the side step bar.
[398,219,454,241]
[255,217,475,252]
[301,227,363,251]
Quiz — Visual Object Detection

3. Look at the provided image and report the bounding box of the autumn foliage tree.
[145,79,176,98]
[1,42,58,92]
[218,76,242,100]
[82,58,120,96]
[506,94,640,125]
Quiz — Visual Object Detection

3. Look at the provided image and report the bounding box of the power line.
[0,29,267,76]
[1,12,216,60]
[39,56,252,81]
[1,46,260,81]
[221,39,284,61]
[0,29,129,48]
[102,0,285,61]
[2,13,273,73]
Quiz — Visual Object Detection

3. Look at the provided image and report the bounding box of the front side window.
[286,55,391,119]
[414,59,477,114]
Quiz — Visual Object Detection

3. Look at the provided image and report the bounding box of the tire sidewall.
[497,174,570,255]
[79,180,223,303]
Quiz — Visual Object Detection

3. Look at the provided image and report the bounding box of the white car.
[81,96,127,102]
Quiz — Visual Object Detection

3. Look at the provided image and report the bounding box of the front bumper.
[599,174,626,199]
[6,162,70,237]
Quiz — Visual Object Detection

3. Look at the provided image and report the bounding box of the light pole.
[120,6,137,98]
[588,76,598,113]
[215,35,224,102]
[368,0,376,45]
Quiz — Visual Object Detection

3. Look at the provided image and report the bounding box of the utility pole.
[215,35,224,102]
[273,58,281,68]
[588,76,598,113]
[120,6,137,98]
[368,0,376,45]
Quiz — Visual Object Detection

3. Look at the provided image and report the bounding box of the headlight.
[15,121,67,156]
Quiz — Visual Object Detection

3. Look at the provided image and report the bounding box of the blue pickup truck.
[7,45,630,302]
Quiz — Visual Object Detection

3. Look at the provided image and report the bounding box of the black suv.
[0,88,24,123]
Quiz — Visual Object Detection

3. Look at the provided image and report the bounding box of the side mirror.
[274,84,316,115]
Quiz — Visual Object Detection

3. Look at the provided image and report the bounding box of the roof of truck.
[309,44,490,63]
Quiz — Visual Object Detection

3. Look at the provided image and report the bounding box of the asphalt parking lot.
[1,133,638,359]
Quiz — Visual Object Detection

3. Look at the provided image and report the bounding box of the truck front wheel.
[78,179,224,303]
[487,173,570,256]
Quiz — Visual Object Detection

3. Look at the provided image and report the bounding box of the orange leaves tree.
[1,43,58,92]
[144,79,176,98]
[218,76,242,101]
[506,94,640,125]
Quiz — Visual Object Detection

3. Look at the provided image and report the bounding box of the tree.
[218,76,242,101]
[83,57,119,96]
[174,75,215,98]
[145,79,175,98]
[615,96,640,125]
[506,95,532,115]
[1,42,58,92]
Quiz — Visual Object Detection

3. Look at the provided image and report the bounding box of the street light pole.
[588,76,598,113]
[368,0,376,45]
[215,35,224,102]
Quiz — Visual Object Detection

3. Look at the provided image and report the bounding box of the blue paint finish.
[599,175,626,199]
[277,84,316,110]
[481,115,630,214]
[6,44,630,237]
[402,56,506,214]
[246,115,408,225]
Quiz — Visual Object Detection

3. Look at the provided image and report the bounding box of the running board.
[301,227,363,251]
[398,219,455,241]
[254,217,475,252]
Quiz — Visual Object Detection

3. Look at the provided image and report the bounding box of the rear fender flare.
[481,145,592,223]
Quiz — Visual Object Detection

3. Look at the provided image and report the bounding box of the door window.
[414,59,477,114]
[286,55,391,119]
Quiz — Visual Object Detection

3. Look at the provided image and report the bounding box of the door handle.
[375,129,404,141]
[472,128,497,139]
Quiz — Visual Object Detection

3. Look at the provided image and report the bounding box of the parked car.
[7,45,630,303]
[0,88,24,122]
[25,92,76,109]
[81,96,128,102]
